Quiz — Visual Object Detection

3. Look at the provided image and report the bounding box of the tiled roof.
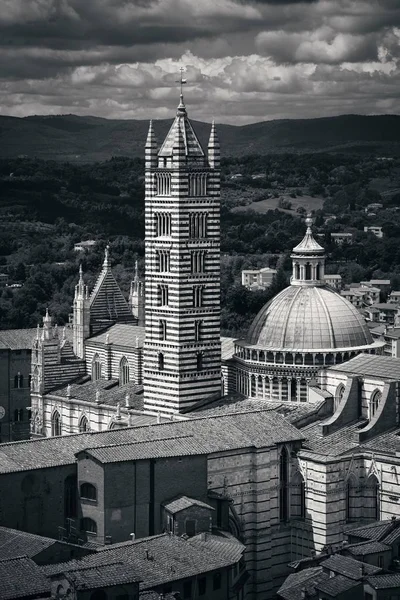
[381,525,400,544]
[42,533,243,590]
[187,533,245,564]
[89,259,134,325]
[0,326,72,350]
[87,323,145,349]
[366,573,400,589]
[278,567,328,600]
[346,520,400,542]
[49,379,145,409]
[163,496,214,514]
[300,420,365,458]
[221,336,235,360]
[320,554,381,579]
[60,561,141,589]
[316,574,361,595]
[189,394,324,425]
[0,409,303,474]
[158,107,205,159]
[347,541,391,556]
[0,556,50,599]
[359,429,400,455]
[0,526,57,559]
[328,353,400,380]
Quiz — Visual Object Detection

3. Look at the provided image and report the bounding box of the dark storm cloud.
[0,0,399,122]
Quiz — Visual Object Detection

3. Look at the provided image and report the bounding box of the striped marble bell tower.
[143,93,221,414]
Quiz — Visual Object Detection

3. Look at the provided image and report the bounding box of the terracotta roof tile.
[42,533,243,590]
[316,574,361,595]
[163,496,214,514]
[0,410,303,474]
[320,554,381,579]
[367,573,400,589]
[0,556,50,599]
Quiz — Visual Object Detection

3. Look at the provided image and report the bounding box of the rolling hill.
[0,113,399,162]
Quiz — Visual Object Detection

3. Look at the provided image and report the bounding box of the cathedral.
[24,90,400,598]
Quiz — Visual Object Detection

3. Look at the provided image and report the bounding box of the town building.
[387,290,400,304]
[331,233,353,245]
[364,303,398,325]
[340,285,380,309]
[364,226,384,239]
[241,267,277,290]
[370,325,400,358]
[74,240,97,252]
[323,273,342,290]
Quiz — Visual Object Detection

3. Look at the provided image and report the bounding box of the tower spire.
[175,67,187,116]
[145,120,158,169]
[103,244,111,270]
[208,120,220,169]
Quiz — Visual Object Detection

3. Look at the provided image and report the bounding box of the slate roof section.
[300,420,366,458]
[187,533,245,564]
[346,520,400,542]
[347,541,391,556]
[0,556,50,600]
[59,561,141,589]
[221,336,235,360]
[89,253,134,326]
[0,409,303,474]
[163,496,214,514]
[316,574,361,595]
[42,533,244,590]
[366,573,400,589]
[277,567,329,600]
[358,429,400,455]
[0,327,73,350]
[87,324,145,349]
[49,379,145,409]
[328,353,400,380]
[320,554,381,579]
[0,527,58,560]
[158,101,205,159]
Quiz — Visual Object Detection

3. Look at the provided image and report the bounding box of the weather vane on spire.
[176,67,187,96]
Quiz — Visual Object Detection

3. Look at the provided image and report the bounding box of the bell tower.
[143,90,221,414]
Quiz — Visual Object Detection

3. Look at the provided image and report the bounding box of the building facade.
[143,98,222,414]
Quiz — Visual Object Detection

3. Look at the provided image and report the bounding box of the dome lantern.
[291,215,325,287]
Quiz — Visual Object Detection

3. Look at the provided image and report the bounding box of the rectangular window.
[156,212,171,236]
[189,212,208,238]
[159,319,167,341]
[156,173,171,196]
[158,284,169,306]
[157,250,170,272]
[378,555,384,568]
[183,581,192,599]
[191,251,205,273]
[198,577,206,596]
[193,285,203,308]
[194,320,202,342]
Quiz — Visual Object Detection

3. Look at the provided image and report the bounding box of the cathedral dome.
[247,285,374,351]
[246,216,376,353]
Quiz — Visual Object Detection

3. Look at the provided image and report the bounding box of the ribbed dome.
[247,285,374,351]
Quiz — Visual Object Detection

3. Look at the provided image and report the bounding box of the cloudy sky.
[0,0,399,124]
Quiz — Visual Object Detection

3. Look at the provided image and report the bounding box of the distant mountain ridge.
[0,113,399,162]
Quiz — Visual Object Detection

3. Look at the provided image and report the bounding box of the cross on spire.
[176,67,187,96]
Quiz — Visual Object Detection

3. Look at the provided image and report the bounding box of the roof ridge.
[82,434,196,453]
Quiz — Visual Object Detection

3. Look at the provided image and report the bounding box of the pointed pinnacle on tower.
[172,119,186,166]
[208,120,220,169]
[145,119,158,169]
[103,244,111,270]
